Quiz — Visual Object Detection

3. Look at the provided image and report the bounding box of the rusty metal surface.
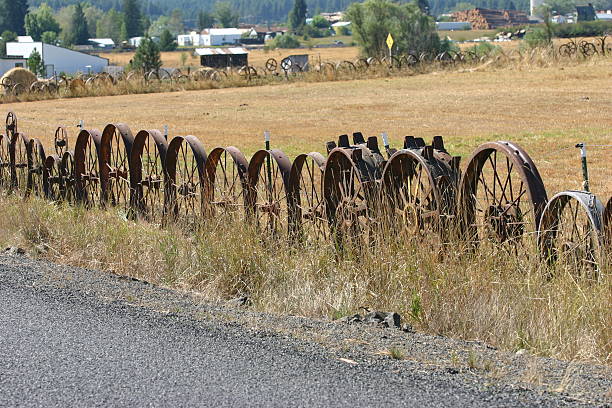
[287,152,326,240]
[74,129,103,207]
[203,146,249,218]
[100,123,135,208]
[27,138,46,198]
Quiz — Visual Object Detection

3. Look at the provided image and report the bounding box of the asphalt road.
[0,254,596,407]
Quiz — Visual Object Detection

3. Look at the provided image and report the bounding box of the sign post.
[386,33,394,58]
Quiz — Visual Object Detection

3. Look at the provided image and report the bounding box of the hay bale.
[1,68,37,90]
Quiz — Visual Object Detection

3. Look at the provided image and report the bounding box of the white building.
[6,41,108,77]
[201,28,243,46]
[88,38,115,49]
[0,57,27,76]
[177,31,206,47]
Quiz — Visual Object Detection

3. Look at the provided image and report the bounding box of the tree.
[96,9,124,44]
[0,0,29,35]
[25,4,61,42]
[0,30,17,58]
[83,5,104,38]
[416,0,430,15]
[288,0,308,32]
[267,33,300,49]
[41,30,57,44]
[346,0,444,58]
[159,28,176,51]
[311,15,330,29]
[62,3,89,46]
[215,2,239,28]
[27,48,45,77]
[122,0,142,38]
[168,9,184,34]
[452,2,476,11]
[132,35,161,72]
[198,10,215,30]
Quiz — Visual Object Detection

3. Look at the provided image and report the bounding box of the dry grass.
[7,56,612,198]
[0,194,609,364]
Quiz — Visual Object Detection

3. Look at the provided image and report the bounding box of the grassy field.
[8,57,612,199]
[2,57,611,364]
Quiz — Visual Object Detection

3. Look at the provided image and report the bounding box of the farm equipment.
[2,111,610,275]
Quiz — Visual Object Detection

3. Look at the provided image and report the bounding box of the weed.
[389,347,405,360]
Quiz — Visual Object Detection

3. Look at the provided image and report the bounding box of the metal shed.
[194,47,249,68]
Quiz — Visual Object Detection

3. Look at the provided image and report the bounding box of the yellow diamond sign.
[386,33,394,50]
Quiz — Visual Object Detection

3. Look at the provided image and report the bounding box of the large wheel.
[61,150,76,204]
[164,135,207,224]
[10,132,30,194]
[203,146,249,218]
[100,124,134,209]
[74,129,103,207]
[129,129,168,222]
[43,154,63,201]
[459,141,547,247]
[380,148,453,238]
[246,149,292,237]
[539,191,604,276]
[0,134,10,189]
[27,138,46,197]
[323,147,380,244]
[287,152,327,241]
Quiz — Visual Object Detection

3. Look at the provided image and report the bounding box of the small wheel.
[539,191,604,276]
[280,57,292,72]
[323,147,380,245]
[336,60,356,74]
[27,138,46,197]
[287,152,327,242]
[12,83,25,96]
[61,150,76,204]
[100,124,134,209]
[265,58,278,72]
[10,132,30,194]
[459,141,547,247]
[43,155,63,201]
[74,129,103,208]
[203,146,249,218]
[354,58,369,71]
[54,126,69,156]
[246,149,292,237]
[164,135,207,224]
[129,129,168,222]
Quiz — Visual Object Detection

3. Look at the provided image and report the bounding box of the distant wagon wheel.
[126,71,142,82]
[459,141,547,248]
[54,126,69,158]
[129,129,168,222]
[12,83,25,96]
[100,123,134,209]
[366,56,381,67]
[85,77,97,87]
[43,154,63,201]
[400,54,419,67]
[74,129,103,208]
[61,150,77,204]
[9,132,30,194]
[176,74,190,84]
[209,70,227,82]
[354,58,369,71]
[27,138,46,197]
[0,134,10,188]
[29,81,45,93]
[164,135,207,224]
[1,77,13,91]
[69,78,85,92]
[46,81,59,93]
[145,70,160,82]
[238,65,258,80]
[287,152,327,242]
[280,57,293,73]
[323,147,380,245]
[463,51,478,62]
[203,146,249,219]
[538,191,605,277]
[435,51,454,64]
[558,43,575,57]
[579,41,597,57]
[265,58,278,72]
[336,60,356,75]
[246,149,292,237]
[594,36,609,55]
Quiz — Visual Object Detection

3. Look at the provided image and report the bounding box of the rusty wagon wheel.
[459,141,547,248]
[27,138,46,197]
[43,154,63,201]
[74,129,102,207]
[336,60,356,74]
[164,135,207,224]
[203,146,249,218]
[129,129,168,222]
[579,41,597,57]
[288,152,327,242]
[54,126,69,157]
[61,150,76,204]
[538,191,605,277]
[100,123,134,209]
[10,132,30,194]
[380,142,456,239]
[0,133,10,189]
[265,58,278,72]
[238,65,258,80]
[246,149,292,237]
[354,58,369,71]
[323,146,381,245]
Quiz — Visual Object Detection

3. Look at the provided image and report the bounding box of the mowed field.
[5,58,612,200]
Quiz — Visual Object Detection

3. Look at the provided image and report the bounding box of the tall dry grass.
[1,193,609,364]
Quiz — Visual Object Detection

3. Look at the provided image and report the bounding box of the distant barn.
[195,48,248,68]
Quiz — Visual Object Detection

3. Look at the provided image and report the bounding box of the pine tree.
[1,0,29,35]
[27,48,45,77]
[132,36,161,72]
[198,10,215,30]
[123,0,142,39]
[72,3,90,45]
[215,2,239,28]
[288,0,307,32]
[159,29,176,51]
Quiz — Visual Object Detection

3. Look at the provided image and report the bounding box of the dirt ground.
[4,57,612,201]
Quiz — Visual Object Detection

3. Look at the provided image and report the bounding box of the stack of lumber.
[452,8,530,29]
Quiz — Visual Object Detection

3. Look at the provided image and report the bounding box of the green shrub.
[554,21,612,38]
[267,33,301,49]
[465,42,501,57]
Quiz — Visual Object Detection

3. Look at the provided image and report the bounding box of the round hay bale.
[1,68,37,93]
